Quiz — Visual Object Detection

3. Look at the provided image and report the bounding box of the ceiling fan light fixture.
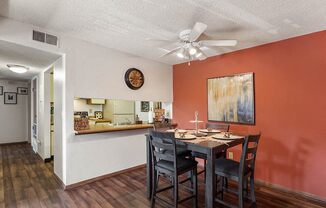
[177,52,184,58]
[7,64,29,74]
[188,47,197,55]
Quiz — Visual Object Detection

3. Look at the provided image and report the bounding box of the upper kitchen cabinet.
[87,98,106,105]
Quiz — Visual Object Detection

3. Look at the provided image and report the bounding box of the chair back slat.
[239,134,261,176]
[206,123,230,132]
[151,139,173,150]
[246,146,258,154]
[149,130,178,170]
[153,151,175,162]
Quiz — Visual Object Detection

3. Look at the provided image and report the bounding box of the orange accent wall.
[173,30,326,198]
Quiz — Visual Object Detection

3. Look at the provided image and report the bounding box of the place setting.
[211,132,244,140]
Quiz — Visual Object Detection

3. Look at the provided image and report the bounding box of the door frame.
[31,76,38,153]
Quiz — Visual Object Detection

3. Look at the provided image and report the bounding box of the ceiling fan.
[155,22,238,61]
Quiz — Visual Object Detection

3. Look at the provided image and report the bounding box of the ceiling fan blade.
[160,46,182,57]
[199,40,238,47]
[196,48,208,61]
[188,22,207,42]
[146,38,179,45]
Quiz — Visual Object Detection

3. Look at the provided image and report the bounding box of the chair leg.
[244,176,249,196]
[238,177,244,208]
[192,168,198,208]
[151,170,157,208]
[221,176,224,200]
[224,177,229,189]
[170,176,174,199]
[203,159,206,182]
[173,176,179,208]
[190,170,194,189]
[250,174,257,207]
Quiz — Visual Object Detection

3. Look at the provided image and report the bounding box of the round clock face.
[124,68,144,90]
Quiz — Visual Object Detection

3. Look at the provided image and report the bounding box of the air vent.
[33,30,45,42]
[32,30,58,46]
[45,34,58,46]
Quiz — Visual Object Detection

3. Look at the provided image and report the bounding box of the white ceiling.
[0,0,326,65]
[0,40,60,81]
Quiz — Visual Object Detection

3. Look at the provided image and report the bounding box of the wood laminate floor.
[0,143,324,208]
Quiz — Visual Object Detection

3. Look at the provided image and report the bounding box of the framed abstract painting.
[207,73,255,125]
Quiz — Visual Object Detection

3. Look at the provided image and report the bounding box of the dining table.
[146,130,246,208]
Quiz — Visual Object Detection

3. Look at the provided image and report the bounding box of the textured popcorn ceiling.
[0,0,326,65]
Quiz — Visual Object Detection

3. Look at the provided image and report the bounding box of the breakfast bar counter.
[75,124,154,135]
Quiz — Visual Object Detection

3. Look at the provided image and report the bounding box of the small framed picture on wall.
[17,87,28,95]
[141,101,150,112]
[4,92,17,104]
[0,86,3,95]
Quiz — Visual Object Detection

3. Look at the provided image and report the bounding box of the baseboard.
[35,152,44,162]
[65,164,146,190]
[255,179,326,204]
[0,141,28,146]
[44,155,54,163]
[53,172,66,190]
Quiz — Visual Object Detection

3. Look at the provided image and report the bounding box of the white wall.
[64,37,173,185]
[0,79,29,144]
[0,17,173,185]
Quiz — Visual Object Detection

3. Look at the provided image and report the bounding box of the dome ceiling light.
[7,64,29,74]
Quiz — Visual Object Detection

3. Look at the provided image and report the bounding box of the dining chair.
[149,130,198,208]
[192,123,230,177]
[153,122,191,158]
[214,134,261,208]
[153,122,173,131]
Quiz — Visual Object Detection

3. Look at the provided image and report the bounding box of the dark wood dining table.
[146,131,245,208]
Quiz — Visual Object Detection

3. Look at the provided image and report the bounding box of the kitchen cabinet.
[87,98,106,105]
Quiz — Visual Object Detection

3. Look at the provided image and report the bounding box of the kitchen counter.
[75,123,154,135]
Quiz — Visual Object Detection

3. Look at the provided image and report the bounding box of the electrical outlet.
[228,151,234,159]
[89,109,93,114]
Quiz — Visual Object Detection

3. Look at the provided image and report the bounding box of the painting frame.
[17,87,28,95]
[0,86,3,95]
[141,101,150,112]
[4,92,17,105]
[207,72,255,125]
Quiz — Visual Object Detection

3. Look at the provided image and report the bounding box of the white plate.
[175,134,196,140]
[199,129,221,133]
[212,134,243,140]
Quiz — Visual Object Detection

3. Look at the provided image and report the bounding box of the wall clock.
[124,68,144,90]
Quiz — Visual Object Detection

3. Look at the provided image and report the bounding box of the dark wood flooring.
[0,143,325,208]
